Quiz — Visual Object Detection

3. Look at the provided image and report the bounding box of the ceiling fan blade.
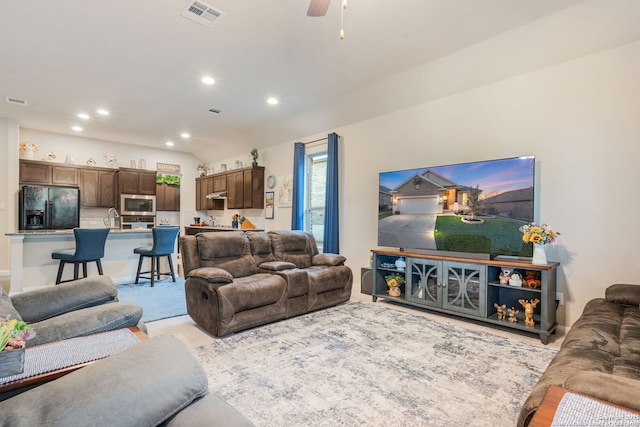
[307,0,331,17]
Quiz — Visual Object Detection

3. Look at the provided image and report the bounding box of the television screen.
[378,156,535,257]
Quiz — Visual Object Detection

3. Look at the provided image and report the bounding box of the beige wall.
[214,39,640,328]
[2,2,640,327]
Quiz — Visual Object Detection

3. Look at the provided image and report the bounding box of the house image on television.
[390,170,472,216]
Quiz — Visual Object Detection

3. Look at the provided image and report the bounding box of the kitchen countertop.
[5,228,152,237]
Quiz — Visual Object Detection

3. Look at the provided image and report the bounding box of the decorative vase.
[532,243,547,265]
[395,257,406,271]
[252,160,258,167]
[0,348,25,376]
[21,148,34,159]
[388,286,401,297]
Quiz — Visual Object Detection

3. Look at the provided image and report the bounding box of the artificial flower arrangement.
[384,273,405,288]
[103,153,117,163]
[19,141,38,151]
[250,148,259,163]
[520,222,560,245]
[1,314,36,352]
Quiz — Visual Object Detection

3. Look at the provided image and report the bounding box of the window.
[306,152,327,247]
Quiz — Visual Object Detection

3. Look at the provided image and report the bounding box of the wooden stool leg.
[167,255,176,282]
[96,259,104,275]
[135,256,144,284]
[56,261,65,285]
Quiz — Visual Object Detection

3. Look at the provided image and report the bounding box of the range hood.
[206,191,227,199]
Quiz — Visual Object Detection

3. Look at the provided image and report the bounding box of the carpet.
[115,278,187,323]
[193,302,557,427]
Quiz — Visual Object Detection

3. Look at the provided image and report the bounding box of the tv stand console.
[371,249,559,344]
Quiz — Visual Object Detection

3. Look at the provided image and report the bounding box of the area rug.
[193,301,557,427]
[115,278,187,323]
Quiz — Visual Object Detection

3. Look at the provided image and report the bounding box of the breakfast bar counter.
[5,229,173,294]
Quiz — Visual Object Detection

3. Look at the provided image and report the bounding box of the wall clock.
[267,175,276,189]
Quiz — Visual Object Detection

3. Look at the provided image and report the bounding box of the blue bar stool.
[51,228,110,284]
[134,227,180,287]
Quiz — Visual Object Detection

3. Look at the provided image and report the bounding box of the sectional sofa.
[180,230,353,337]
[518,283,640,426]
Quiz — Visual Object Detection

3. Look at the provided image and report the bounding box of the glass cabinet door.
[442,261,486,317]
[406,258,441,308]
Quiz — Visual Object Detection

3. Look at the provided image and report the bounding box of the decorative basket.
[0,348,25,377]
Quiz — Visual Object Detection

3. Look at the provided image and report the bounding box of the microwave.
[120,194,156,216]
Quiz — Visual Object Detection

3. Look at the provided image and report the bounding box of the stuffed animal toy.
[494,303,507,320]
[509,272,523,287]
[518,298,540,327]
[523,270,542,289]
[498,268,512,285]
[507,307,519,322]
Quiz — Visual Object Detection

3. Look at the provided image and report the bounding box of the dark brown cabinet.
[118,168,156,195]
[195,166,263,211]
[156,183,180,211]
[20,160,79,186]
[80,168,116,207]
[195,176,223,211]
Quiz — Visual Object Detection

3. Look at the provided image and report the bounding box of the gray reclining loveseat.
[180,230,353,337]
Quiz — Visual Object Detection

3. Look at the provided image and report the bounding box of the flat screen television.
[378,156,535,258]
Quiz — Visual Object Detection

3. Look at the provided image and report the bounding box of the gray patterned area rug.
[193,302,557,426]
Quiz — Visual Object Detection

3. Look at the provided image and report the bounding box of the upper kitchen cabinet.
[227,166,264,209]
[195,176,223,211]
[118,168,156,195]
[20,160,79,186]
[156,182,180,211]
[80,168,116,208]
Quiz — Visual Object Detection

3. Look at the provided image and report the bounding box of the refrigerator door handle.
[45,201,51,229]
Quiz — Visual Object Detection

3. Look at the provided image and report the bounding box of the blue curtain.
[323,133,339,253]
[291,142,306,230]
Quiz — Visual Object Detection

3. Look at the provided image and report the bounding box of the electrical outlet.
[556,292,564,306]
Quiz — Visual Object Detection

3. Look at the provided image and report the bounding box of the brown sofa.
[518,283,640,426]
[180,230,352,337]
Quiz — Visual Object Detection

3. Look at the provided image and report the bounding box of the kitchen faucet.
[103,207,120,228]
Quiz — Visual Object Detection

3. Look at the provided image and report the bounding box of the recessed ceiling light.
[77,113,90,120]
[96,109,109,116]
[181,133,190,139]
[201,76,215,85]
[72,126,83,132]
[267,98,279,105]
[165,141,174,147]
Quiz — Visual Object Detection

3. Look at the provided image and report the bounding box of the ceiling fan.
[307,0,348,39]
[307,0,332,17]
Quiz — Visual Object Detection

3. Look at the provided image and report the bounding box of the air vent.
[6,97,27,106]
[208,108,222,114]
[181,1,225,28]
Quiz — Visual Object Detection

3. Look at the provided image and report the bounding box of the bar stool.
[134,227,180,287]
[51,228,110,284]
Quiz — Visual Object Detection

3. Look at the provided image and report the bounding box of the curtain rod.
[302,137,328,145]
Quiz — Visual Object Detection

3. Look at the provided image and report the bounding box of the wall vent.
[208,108,222,114]
[181,1,225,28]
[6,96,27,106]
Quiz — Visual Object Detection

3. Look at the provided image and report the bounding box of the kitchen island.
[5,228,176,293]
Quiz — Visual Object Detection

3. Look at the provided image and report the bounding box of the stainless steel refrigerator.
[19,185,80,230]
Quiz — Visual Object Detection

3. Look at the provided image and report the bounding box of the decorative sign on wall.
[157,162,181,173]
[265,191,274,219]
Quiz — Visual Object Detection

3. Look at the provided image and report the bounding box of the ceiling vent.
[181,1,225,28]
[6,96,27,106]
[208,108,222,114]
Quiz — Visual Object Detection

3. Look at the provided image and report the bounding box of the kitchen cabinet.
[156,183,180,211]
[227,166,264,209]
[20,160,79,186]
[80,168,116,207]
[118,168,156,195]
[195,176,223,211]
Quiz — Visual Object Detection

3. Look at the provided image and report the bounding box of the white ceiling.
[0,0,586,159]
